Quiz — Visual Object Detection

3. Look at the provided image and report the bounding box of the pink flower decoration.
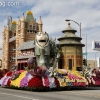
[43,76,50,87]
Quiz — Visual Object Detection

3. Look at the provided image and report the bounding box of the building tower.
[2,27,7,69]
[5,26,10,69]
[2,15,12,69]
[58,22,85,71]
[38,16,43,32]
[16,17,21,64]
[1,10,43,70]
[8,15,12,28]
[21,13,25,44]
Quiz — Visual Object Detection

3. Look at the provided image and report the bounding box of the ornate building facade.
[58,23,85,71]
[2,11,42,70]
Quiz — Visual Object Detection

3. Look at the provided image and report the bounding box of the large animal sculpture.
[35,32,50,69]
[34,32,60,76]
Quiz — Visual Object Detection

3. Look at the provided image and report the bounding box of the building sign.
[92,41,100,51]
[18,59,27,63]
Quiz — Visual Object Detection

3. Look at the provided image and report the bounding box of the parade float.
[0,23,100,91]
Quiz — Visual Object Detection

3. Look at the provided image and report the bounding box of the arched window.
[29,25,32,29]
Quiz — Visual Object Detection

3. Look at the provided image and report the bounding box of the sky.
[0,0,100,60]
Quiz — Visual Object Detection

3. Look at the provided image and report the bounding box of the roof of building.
[58,23,85,47]
[26,11,34,23]
[25,10,36,28]
[26,10,33,15]
[12,21,16,24]
[16,40,35,50]
[62,23,77,33]
[10,21,16,31]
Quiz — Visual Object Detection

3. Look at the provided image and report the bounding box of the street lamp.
[86,34,87,66]
[65,19,81,38]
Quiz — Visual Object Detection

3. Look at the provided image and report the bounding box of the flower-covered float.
[0,31,100,91]
[0,66,100,91]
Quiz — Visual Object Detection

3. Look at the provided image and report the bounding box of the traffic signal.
[83,59,86,66]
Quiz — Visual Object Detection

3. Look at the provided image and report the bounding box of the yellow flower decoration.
[11,71,27,87]
[57,77,67,87]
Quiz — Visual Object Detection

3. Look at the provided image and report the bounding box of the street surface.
[0,87,100,100]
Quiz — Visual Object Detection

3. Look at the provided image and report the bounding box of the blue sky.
[0,0,100,60]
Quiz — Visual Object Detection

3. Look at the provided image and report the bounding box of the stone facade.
[2,11,43,70]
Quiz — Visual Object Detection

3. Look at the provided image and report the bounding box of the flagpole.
[86,34,87,66]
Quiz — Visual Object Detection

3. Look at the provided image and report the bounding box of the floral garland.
[11,71,27,87]
[1,68,100,90]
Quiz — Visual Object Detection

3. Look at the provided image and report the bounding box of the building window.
[18,30,20,35]
[13,47,16,51]
[18,25,20,30]
[30,30,32,33]
[14,33,16,36]
[10,32,12,37]
[28,25,36,34]
[9,57,13,62]
[30,25,32,29]
[27,30,29,33]
[33,26,36,30]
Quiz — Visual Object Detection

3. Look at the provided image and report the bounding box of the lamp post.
[65,19,81,37]
[86,34,87,66]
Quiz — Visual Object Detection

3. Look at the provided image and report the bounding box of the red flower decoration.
[2,69,8,77]
[7,79,11,86]
[28,77,43,88]
[6,72,12,76]
[54,77,60,87]
[43,76,50,87]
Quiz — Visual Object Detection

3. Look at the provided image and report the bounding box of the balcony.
[9,36,16,42]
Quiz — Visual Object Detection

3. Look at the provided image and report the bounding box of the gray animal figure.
[35,32,50,69]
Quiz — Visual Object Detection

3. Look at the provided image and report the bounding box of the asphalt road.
[0,87,100,100]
